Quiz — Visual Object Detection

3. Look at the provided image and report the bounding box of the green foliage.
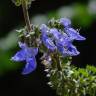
[47,60,96,96]
[0,31,20,76]
[12,0,22,6]
[73,4,92,27]
[0,49,21,76]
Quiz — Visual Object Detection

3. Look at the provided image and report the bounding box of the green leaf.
[12,0,22,6]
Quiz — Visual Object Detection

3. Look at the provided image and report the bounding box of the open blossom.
[11,18,86,75]
[40,18,86,57]
[56,42,80,57]
[50,28,80,56]
[60,18,86,41]
[60,18,71,27]
[11,42,38,75]
[65,27,86,41]
[40,24,56,51]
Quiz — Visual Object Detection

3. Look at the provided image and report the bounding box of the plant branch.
[22,0,32,32]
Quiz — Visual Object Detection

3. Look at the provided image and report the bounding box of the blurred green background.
[0,0,96,96]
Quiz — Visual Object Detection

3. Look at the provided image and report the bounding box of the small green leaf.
[12,0,22,6]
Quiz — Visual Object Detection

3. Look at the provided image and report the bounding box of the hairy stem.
[54,53,62,71]
[22,0,32,32]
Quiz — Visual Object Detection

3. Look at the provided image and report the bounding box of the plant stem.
[55,53,62,71]
[22,0,32,32]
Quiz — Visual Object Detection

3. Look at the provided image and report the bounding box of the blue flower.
[60,18,71,27]
[40,24,56,51]
[11,42,38,75]
[49,28,79,56]
[60,18,86,41]
[42,34,56,50]
[49,28,61,39]
[56,42,80,57]
[40,22,83,57]
[65,28,86,41]
[40,24,49,34]
[49,28,80,56]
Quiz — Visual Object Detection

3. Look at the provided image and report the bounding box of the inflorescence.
[10,1,96,96]
[11,18,86,75]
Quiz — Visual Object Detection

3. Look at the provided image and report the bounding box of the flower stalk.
[21,0,32,32]
[55,54,62,71]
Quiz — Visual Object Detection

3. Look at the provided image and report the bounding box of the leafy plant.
[10,0,96,96]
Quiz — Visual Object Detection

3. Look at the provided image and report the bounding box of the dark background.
[0,0,96,96]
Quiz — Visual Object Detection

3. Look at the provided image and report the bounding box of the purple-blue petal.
[31,48,38,56]
[50,28,61,39]
[18,42,27,49]
[56,44,70,57]
[24,47,38,58]
[65,28,86,41]
[67,44,80,56]
[40,24,49,34]
[57,42,79,57]
[56,34,70,47]
[60,18,71,27]
[42,34,56,51]
[22,57,37,75]
[56,43,65,55]
[11,50,26,62]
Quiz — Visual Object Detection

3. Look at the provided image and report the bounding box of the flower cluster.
[11,18,86,75]
[11,42,38,75]
[40,18,85,57]
[11,1,96,95]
